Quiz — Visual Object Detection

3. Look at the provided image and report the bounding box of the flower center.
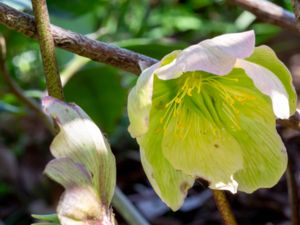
[159,73,202,126]
[158,72,256,133]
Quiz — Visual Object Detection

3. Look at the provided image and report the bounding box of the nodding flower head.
[127,31,296,210]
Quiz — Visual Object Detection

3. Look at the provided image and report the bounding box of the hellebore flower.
[127,31,296,210]
[42,96,116,225]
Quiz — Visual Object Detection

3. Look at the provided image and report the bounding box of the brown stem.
[286,158,299,225]
[0,36,55,134]
[31,0,63,100]
[0,2,157,75]
[229,0,298,34]
[213,190,238,225]
[292,0,300,31]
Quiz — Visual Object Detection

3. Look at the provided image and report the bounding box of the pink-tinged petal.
[45,158,92,188]
[236,59,290,119]
[42,96,90,126]
[156,31,255,80]
[57,187,103,225]
[42,96,116,204]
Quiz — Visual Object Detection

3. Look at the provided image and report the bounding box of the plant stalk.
[286,159,299,225]
[213,190,238,225]
[112,187,150,225]
[31,0,64,100]
[292,0,300,31]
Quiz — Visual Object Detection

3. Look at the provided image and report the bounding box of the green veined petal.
[45,158,92,188]
[128,51,181,137]
[214,69,287,192]
[138,96,194,210]
[233,116,287,193]
[161,99,243,193]
[138,134,194,211]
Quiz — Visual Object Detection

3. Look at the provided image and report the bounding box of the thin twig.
[60,29,108,86]
[0,36,54,134]
[229,0,298,34]
[292,0,300,31]
[0,3,157,75]
[112,187,150,225]
[31,0,63,100]
[286,157,300,225]
[212,190,238,225]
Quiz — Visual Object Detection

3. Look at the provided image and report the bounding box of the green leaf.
[32,214,59,222]
[31,223,60,225]
[47,0,102,17]
[64,65,127,134]
[31,213,60,225]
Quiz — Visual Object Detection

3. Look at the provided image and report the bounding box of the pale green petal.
[137,107,194,211]
[128,51,180,138]
[50,121,116,203]
[233,117,287,192]
[138,137,194,211]
[161,100,243,193]
[245,45,297,115]
[211,69,288,192]
[42,97,116,204]
[128,63,159,137]
[45,158,92,188]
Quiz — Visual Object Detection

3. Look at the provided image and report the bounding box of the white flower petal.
[236,59,290,119]
[211,175,238,194]
[156,31,255,80]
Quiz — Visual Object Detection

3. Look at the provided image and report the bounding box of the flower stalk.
[31,0,64,100]
[286,159,299,225]
[213,190,238,225]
